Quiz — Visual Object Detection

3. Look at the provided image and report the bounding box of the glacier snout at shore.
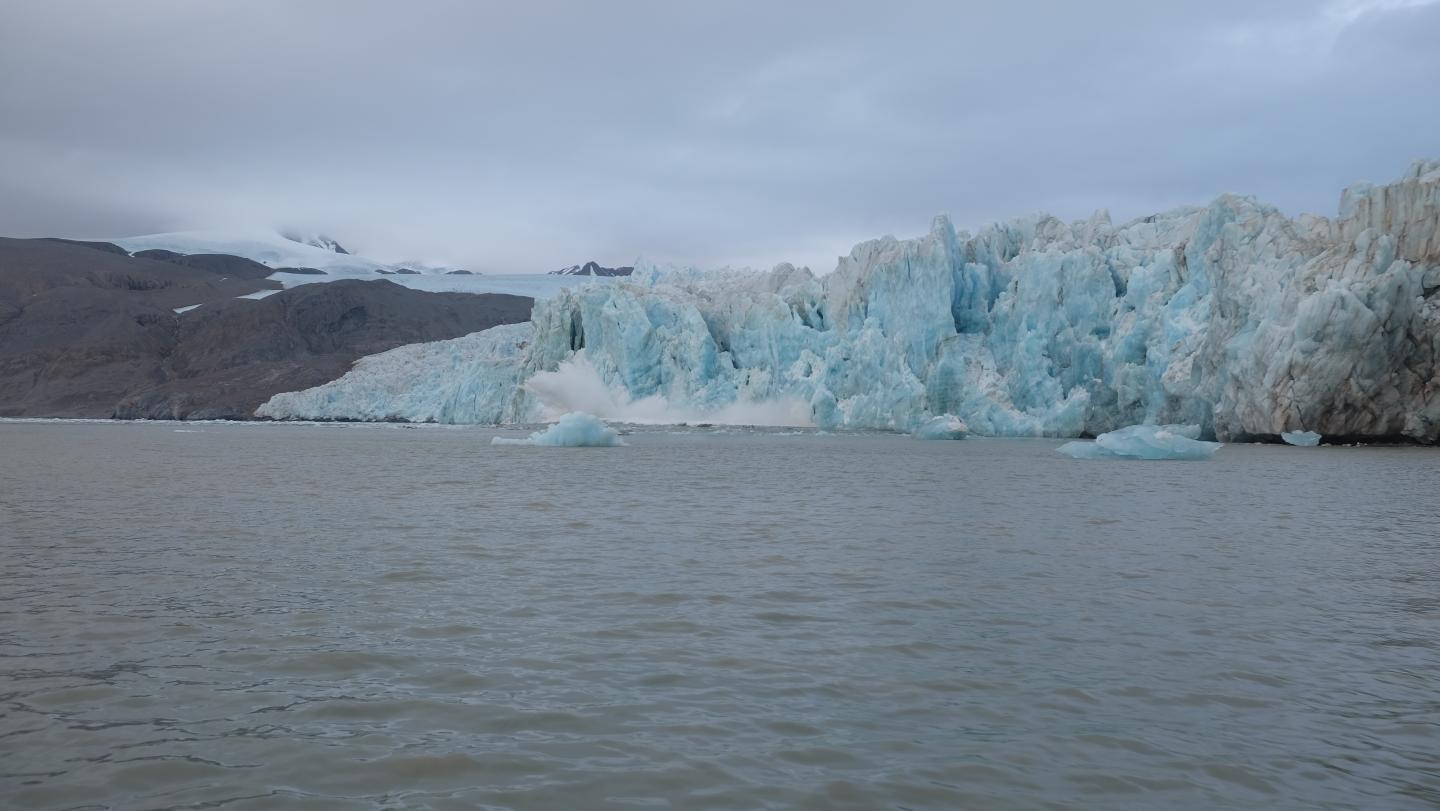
[261,161,1440,442]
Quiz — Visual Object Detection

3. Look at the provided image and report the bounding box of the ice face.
[1057,424,1223,461]
[490,412,624,447]
[257,323,535,424]
[913,415,969,440]
[259,161,1440,441]
[1280,430,1323,447]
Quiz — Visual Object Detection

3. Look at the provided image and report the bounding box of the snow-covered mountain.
[550,261,634,277]
[112,230,398,275]
[105,229,628,299]
[280,230,351,255]
[259,160,1440,441]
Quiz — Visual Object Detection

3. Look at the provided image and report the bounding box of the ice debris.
[490,412,624,447]
[914,414,969,440]
[1280,430,1323,447]
[1057,424,1222,461]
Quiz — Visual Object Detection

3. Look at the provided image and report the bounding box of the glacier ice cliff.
[259,161,1440,442]
[256,323,534,423]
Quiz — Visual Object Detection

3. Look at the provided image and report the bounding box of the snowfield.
[111,229,618,300]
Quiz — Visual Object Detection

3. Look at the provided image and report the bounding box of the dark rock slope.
[0,238,533,419]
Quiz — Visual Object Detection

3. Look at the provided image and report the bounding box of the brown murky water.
[2,421,1438,809]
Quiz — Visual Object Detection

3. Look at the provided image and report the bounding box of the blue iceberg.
[914,414,969,440]
[1057,424,1222,461]
[491,412,625,447]
[1280,430,1322,447]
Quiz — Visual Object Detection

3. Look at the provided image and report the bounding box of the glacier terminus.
[260,161,1440,443]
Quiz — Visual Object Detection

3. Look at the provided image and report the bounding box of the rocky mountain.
[549,261,634,277]
[0,238,533,419]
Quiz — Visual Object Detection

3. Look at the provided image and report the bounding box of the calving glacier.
[259,161,1440,441]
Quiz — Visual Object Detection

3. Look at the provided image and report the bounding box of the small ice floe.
[1280,430,1322,447]
[173,304,202,314]
[1057,424,1222,461]
[491,412,625,447]
[913,414,968,440]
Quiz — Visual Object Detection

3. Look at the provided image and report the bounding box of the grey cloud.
[1,0,1436,272]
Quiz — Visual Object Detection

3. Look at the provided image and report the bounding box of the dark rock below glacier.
[0,237,534,419]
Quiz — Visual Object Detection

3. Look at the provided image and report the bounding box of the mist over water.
[525,353,815,427]
[2,422,1438,810]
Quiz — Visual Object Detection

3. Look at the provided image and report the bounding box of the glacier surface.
[1058,424,1222,461]
[259,161,1440,442]
[491,412,624,447]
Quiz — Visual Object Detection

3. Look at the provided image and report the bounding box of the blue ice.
[913,415,969,440]
[492,412,625,447]
[1057,424,1222,461]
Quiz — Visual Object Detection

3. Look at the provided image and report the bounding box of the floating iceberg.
[259,161,1440,443]
[914,414,969,440]
[1058,424,1222,461]
[490,412,624,447]
[1280,430,1323,447]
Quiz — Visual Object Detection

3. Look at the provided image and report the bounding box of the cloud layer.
[2,0,1437,272]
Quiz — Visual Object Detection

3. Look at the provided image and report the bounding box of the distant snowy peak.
[113,230,390,275]
[280,230,350,255]
[550,261,634,277]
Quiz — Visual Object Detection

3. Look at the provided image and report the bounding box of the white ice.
[1057,424,1222,461]
[256,324,533,424]
[112,229,619,300]
[914,414,968,440]
[490,412,624,447]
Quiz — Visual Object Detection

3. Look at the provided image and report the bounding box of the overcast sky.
[2,1,1437,273]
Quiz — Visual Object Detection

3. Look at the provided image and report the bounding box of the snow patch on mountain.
[280,231,350,255]
[550,261,635,277]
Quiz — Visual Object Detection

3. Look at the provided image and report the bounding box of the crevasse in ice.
[258,161,1440,441]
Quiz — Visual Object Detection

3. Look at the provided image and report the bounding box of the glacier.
[1057,424,1222,461]
[256,323,533,423]
[258,161,1440,442]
